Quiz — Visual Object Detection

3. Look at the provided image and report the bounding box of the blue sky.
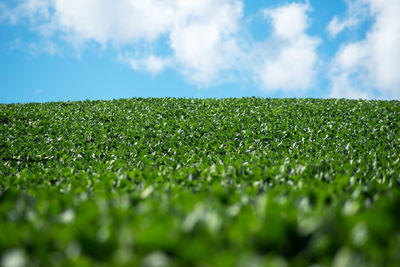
[0,0,399,103]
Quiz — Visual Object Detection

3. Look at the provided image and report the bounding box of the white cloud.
[327,16,359,38]
[52,0,176,44]
[329,0,400,99]
[0,0,245,85]
[263,3,308,39]
[256,3,320,92]
[326,0,369,38]
[170,1,244,85]
[28,40,60,56]
[1,0,323,93]
[125,55,172,75]
[9,37,60,56]
[0,0,45,24]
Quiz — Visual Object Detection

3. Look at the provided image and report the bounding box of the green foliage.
[1,98,400,266]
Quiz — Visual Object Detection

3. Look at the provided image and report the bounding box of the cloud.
[326,0,369,38]
[329,0,400,99]
[1,0,322,93]
[169,1,244,85]
[327,16,358,38]
[124,55,172,76]
[52,0,176,44]
[9,37,60,56]
[255,3,321,92]
[0,0,245,86]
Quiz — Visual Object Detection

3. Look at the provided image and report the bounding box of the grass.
[1,98,400,266]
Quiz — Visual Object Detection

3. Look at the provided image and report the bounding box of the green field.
[1,98,400,267]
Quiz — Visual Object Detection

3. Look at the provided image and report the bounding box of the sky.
[0,0,399,104]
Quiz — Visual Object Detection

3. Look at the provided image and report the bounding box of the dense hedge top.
[0,98,400,267]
